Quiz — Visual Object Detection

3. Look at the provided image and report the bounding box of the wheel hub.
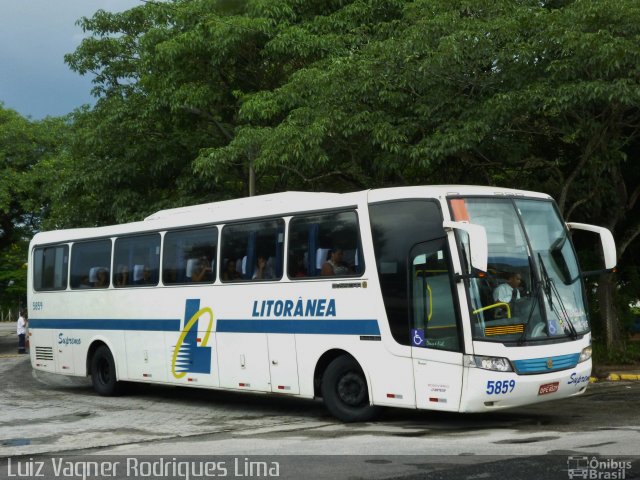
[337,372,366,406]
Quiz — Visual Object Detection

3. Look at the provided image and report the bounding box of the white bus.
[27,186,616,422]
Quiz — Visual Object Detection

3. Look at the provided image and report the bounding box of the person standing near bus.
[17,311,28,354]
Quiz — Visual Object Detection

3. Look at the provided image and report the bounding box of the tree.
[0,241,28,314]
[196,0,640,347]
[61,0,288,221]
[0,104,67,310]
[59,4,232,226]
[62,0,639,348]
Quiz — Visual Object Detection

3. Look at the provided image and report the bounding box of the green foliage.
[593,340,640,366]
[0,104,67,310]
[0,241,28,311]
[187,0,640,208]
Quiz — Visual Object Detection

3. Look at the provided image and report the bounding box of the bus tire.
[321,355,379,422]
[90,345,122,396]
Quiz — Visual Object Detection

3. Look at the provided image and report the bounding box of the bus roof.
[30,185,551,246]
[144,191,354,222]
[366,185,550,203]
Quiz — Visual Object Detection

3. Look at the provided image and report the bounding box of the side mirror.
[443,221,488,273]
[566,222,617,271]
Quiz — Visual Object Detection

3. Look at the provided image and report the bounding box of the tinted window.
[70,240,112,289]
[33,245,69,291]
[220,219,284,282]
[163,227,217,284]
[113,234,160,287]
[369,200,445,345]
[288,211,363,278]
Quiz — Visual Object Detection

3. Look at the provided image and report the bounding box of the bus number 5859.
[486,380,516,395]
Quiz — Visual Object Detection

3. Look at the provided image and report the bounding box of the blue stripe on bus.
[29,319,181,332]
[29,318,380,336]
[216,319,380,335]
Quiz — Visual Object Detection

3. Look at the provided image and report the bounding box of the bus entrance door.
[410,239,464,411]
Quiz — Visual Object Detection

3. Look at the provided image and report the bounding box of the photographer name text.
[7,457,280,480]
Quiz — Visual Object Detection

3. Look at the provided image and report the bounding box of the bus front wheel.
[90,345,122,396]
[321,355,379,422]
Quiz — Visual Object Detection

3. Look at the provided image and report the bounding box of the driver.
[493,272,522,304]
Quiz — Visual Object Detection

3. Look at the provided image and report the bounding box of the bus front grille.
[512,353,580,375]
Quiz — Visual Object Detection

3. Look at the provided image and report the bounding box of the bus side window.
[163,227,218,285]
[220,219,284,282]
[113,234,161,287]
[33,245,69,291]
[288,211,363,279]
[70,240,111,289]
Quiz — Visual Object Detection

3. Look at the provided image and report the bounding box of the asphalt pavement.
[1,320,640,480]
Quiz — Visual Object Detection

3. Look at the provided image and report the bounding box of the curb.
[589,372,640,383]
[605,373,640,381]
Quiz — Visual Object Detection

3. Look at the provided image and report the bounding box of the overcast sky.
[0,0,140,119]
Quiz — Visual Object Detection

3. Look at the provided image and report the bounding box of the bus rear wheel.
[321,355,379,422]
[90,345,122,396]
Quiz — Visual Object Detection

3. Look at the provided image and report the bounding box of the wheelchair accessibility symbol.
[411,329,425,347]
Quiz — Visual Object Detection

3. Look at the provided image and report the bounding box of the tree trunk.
[597,273,621,351]
[248,158,256,197]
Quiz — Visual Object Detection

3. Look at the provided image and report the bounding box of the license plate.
[538,382,559,395]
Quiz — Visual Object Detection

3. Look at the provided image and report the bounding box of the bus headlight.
[578,346,592,363]
[464,354,513,372]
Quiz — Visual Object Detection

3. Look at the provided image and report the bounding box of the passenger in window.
[222,259,241,281]
[192,256,213,282]
[292,254,307,277]
[321,248,350,276]
[134,265,152,285]
[95,268,109,288]
[141,267,152,284]
[252,255,272,280]
[164,268,178,283]
[114,265,129,287]
[78,275,91,289]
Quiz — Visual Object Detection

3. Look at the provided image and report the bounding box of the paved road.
[0,323,638,479]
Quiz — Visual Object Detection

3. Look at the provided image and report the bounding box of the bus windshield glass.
[451,197,588,344]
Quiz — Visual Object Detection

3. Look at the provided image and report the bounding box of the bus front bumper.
[459,359,592,412]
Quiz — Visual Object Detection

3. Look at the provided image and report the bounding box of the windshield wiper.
[538,253,578,339]
[517,278,542,345]
[538,252,553,310]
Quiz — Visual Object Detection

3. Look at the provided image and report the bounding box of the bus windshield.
[451,197,588,344]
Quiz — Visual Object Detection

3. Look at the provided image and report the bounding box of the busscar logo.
[567,456,632,479]
[171,299,214,379]
[567,372,590,386]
